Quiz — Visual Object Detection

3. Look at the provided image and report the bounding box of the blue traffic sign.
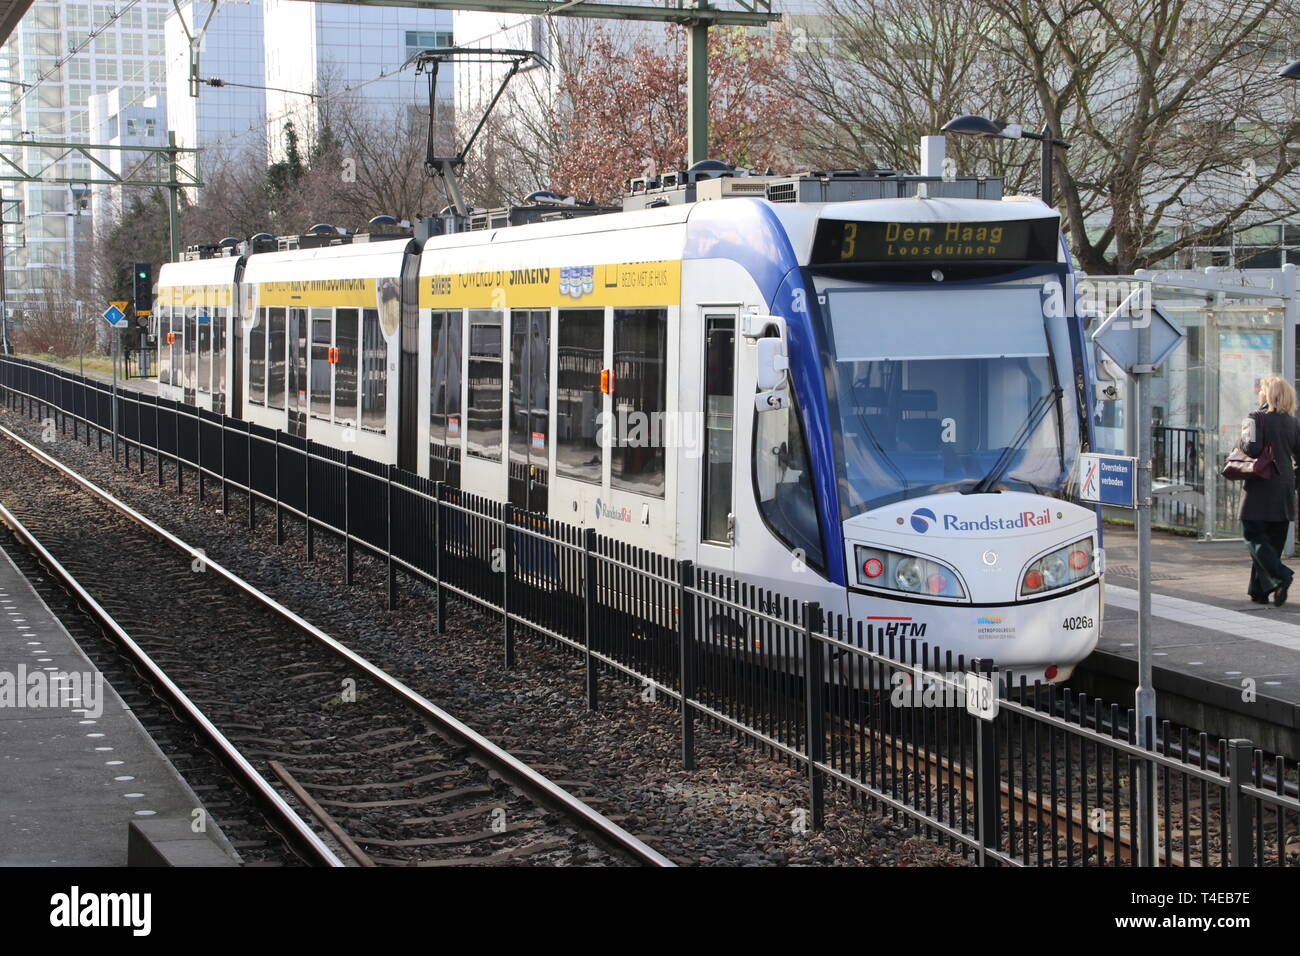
[1079,453,1138,508]
[102,304,126,326]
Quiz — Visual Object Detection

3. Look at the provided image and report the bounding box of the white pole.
[1131,273,1156,866]
[920,135,947,178]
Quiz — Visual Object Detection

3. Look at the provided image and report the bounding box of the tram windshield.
[819,282,1080,517]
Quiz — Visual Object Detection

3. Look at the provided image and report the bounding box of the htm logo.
[910,508,936,533]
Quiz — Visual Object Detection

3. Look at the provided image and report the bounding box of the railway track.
[0,422,672,868]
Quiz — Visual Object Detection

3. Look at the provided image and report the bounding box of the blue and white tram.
[156,179,1102,682]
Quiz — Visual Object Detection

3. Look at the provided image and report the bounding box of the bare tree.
[795,0,1300,273]
[792,0,1039,185]
[182,140,274,245]
[989,0,1300,273]
[15,266,98,357]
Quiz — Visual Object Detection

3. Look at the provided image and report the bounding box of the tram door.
[183,306,197,406]
[287,307,308,438]
[508,309,550,514]
[697,312,737,574]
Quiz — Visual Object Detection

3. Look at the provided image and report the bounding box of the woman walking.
[1240,375,1300,606]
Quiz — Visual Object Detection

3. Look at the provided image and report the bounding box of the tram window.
[248,315,265,405]
[701,316,734,543]
[184,307,197,389]
[360,308,387,432]
[197,309,211,392]
[310,308,332,421]
[212,307,226,398]
[556,309,603,484]
[429,310,462,473]
[755,392,825,572]
[508,309,549,469]
[267,307,287,410]
[334,308,359,425]
[611,308,666,497]
[157,307,171,384]
[466,309,503,461]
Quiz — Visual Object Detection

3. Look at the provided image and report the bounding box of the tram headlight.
[855,546,966,600]
[1020,537,1095,597]
[895,558,923,591]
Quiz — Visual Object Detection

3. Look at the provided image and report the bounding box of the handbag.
[1221,435,1277,481]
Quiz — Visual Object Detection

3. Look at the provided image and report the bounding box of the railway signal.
[133,262,153,315]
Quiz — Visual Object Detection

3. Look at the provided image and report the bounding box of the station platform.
[1077,524,1300,754]
[0,543,234,865]
[15,355,159,397]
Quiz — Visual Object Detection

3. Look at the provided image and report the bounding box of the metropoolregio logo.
[909,508,936,533]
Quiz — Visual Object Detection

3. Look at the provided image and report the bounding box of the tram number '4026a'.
[1062,616,1094,631]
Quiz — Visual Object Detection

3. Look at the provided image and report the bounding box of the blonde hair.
[1260,376,1297,415]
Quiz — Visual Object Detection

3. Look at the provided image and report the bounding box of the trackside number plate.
[964,674,998,721]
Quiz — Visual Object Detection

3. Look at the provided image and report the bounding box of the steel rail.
[0,500,346,867]
[0,421,675,867]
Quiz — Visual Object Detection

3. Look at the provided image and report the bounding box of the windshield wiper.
[965,387,1063,495]
[854,410,910,492]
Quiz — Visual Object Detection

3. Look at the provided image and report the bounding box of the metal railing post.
[274,432,284,546]
[197,410,204,502]
[582,527,598,710]
[677,560,696,771]
[804,601,825,831]
[174,401,182,495]
[1138,714,1157,867]
[156,401,164,485]
[434,481,446,634]
[247,426,255,529]
[386,463,397,610]
[502,503,515,668]
[220,413,229,516]
[975,660,1001,866]
[1228,738,1255,867]
[343,450,353,586]
[305,439,314,562]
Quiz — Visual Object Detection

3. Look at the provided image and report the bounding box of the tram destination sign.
[811,217,1060,265]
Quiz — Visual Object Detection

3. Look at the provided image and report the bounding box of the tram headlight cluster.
[855,546,966,599]
[1020,537,1095,597]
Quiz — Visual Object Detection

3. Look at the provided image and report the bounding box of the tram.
[155,167,1102,682]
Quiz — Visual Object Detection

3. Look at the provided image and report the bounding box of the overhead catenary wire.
[1,0,146,122]
[200,60,445,155]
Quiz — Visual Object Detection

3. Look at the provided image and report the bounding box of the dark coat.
[1238,406,1300,522]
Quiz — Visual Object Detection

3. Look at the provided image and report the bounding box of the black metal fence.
[3,355,1297,867]
[1152,425,1204,531]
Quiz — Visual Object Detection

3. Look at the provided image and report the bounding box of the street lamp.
[941,114,1071,207]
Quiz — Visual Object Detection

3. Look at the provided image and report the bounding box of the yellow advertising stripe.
[419,260,681,309]
[156,285,233,307]
[257,277,379,308]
